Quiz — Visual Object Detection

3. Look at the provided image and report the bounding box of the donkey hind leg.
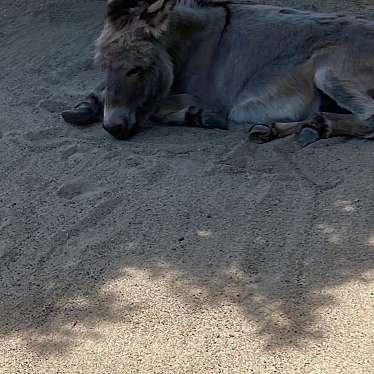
[296,112,374,146]
[305,112,374,139]
[302,70,374,144]
[249,113,374,146]
[151,94,228,130]
[314,69,374,120]
[62,81,105,126]
[250,71,374,145]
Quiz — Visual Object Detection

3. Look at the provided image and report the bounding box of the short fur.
[93,0,374,142]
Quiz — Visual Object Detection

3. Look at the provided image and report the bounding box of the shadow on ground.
[0,0,374,357]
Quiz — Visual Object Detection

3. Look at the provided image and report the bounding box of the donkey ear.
[140,0,176,37]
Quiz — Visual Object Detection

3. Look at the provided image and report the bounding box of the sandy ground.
[1,1,374,373]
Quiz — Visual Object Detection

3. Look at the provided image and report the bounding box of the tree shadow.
[1,131,374,355]
[1,0,374,359]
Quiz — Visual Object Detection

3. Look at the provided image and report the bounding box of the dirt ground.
[1,1,374,373]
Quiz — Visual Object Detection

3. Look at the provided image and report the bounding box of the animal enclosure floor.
[1,1,374,373]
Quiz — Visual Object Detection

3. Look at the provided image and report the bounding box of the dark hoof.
[185,107,228,130]
[297,127,320,147]
[62,96,102,126]
[62,108,99,126]
[249,124,274,143]
[202,112,228,130]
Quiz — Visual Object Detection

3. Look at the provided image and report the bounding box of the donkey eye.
[126,66,142,77]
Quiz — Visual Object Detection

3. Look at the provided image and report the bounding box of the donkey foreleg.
[151,94,228,130]
[249,120,314,144]
[62,82,105,126]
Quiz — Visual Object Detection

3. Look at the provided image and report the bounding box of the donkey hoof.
[185,106,203,127]
[297,127,320,147]
[200,111,228,130]
[62,96,102,126]
[62,108,98,126]
[185,107,228,130]
[249,124,273,143]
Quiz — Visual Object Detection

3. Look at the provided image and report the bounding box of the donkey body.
[62,0,374,144]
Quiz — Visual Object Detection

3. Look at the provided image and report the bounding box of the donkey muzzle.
[103,107,136,140]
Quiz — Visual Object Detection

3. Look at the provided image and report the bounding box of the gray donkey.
[62,0,374,145]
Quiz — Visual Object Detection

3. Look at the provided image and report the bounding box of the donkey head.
[95,0,176,139]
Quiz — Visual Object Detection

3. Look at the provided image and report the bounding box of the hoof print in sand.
[57,179,91,200]
[24,128,61,143]
[38,99,67,114]
[60,144,85,164]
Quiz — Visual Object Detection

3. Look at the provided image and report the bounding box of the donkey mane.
[175,0,254,8]
[106,0,209,20]
[106,0,246,21]
[99,0,231,68]
[175,0,219,8]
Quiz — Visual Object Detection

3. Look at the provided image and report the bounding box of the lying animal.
[62,0,374,145]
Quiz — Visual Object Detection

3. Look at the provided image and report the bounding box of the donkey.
[62,0,374,145]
